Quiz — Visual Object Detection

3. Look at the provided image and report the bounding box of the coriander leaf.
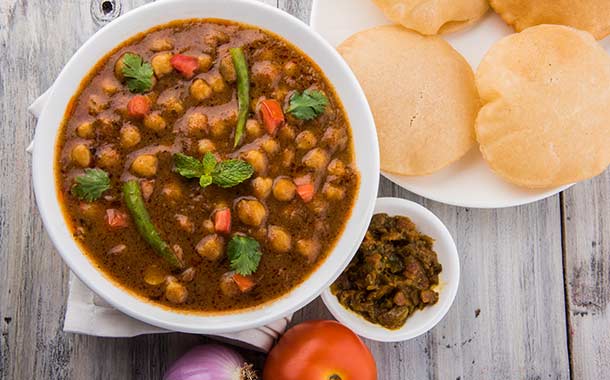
[212,159,254,188]
[202,152,217,175]
[173,153,205,178]
[199,175,213,188]
[122,53,154,93]
[71,168,111,202]
[287,89,329,120]
[227,235,262,276]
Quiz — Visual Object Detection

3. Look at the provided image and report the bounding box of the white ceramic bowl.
[322,197,460,342]
[31,0,379,334]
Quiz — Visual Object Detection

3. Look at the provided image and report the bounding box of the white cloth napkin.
[28,76,289,354]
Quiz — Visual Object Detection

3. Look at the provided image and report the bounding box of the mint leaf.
[71,168,111,202]
[212,159,254,188]
[227,235,262,275]
[174,153,253,189]
[287,89,329,120]
[202,153,217,175]
[199,175,213,188]
[174,153,205,178]
[122,53,154,93]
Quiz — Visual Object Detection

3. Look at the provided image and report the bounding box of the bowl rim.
[32,0,380,333]
[321,197,460,342]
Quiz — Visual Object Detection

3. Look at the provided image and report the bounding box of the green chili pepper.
[122,180,183,269]
[230,47,250,148]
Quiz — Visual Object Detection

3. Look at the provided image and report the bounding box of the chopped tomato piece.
[214,208,231,234]
[296,182,315,203]
[105,209,128,228]
[127,95,150,118]
[233,273,255,293]
[259,99,285,135]
[170,54,199,79]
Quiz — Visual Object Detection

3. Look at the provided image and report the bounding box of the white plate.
[311,0,610,208]
[322,198,460,342]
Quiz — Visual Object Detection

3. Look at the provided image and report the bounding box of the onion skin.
[164,344,256,380]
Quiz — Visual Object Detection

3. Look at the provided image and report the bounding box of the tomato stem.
[329,375,342,380]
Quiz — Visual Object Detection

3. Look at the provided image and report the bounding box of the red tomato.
[214,208,231,234]
[170,54,199,78]
[105,209,128,228]
[127,95,150,118]
[296,182,315,203]
[232,274,255,292]
[259,99,285,135]
[264,320,377,380]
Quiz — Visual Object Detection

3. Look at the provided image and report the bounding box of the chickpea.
[321,127,347,150]
[327,159,346,177]
[195,234,225,261]
[210,119,229,137]
[308,199,327,216]
[88,95,108,115]
[281,148,295,168]
[198,54,213,72]
[165,278,188,304]
[101,79,119,95]
[295,130,318,150]
[76,121,94,139]
[323,183,345,201]
[252,177,272,199]
[144,265,166,286]
[120,125,141,148]
[268,225,292,253]
[272,86,289,103]
[151,52,173,77]
[278,125,296,142]
[162,97,184,115]
[131,154,158,177]
[144,113,167,132]
[246,119,263,139]
[197,139,216,155]
[202,219,215,234]
[209,75,226,93]
[219,55,237,82]
[190,79,213,102]
[283,61,299,77]
[71,144,91,167]
[303,148,330,170]
[296,239,321,263]
[79,202,102,219]
[261,138,280,156]
[150,38,173,52]
[97,146,121,168]
[187,113,208,136]
[236,199,267,227]
[175,214,194,233]
[220,272,240,297]
[242,150,268,175]
[140,180,155,201]
[273,177,296,202]
[161,182,183,200]
[114,53,128,81]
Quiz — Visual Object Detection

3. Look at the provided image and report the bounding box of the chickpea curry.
[56,19,359,312]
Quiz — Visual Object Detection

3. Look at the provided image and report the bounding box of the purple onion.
[164,344,258,380]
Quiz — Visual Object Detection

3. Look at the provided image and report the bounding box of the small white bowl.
[322,197,460,342]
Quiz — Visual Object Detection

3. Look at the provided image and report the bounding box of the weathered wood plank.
[0,0,576,379]
[563,173,610,380]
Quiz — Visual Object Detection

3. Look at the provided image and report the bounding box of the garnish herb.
[122,180,184,269]
[227,235,262,276]
[174,153,254,189]
[71,168,111,201]
[287,89,329,120]
[122,53,154,93]
[230,48,250,148]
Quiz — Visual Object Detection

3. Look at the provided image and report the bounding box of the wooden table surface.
[1,0,609,379]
